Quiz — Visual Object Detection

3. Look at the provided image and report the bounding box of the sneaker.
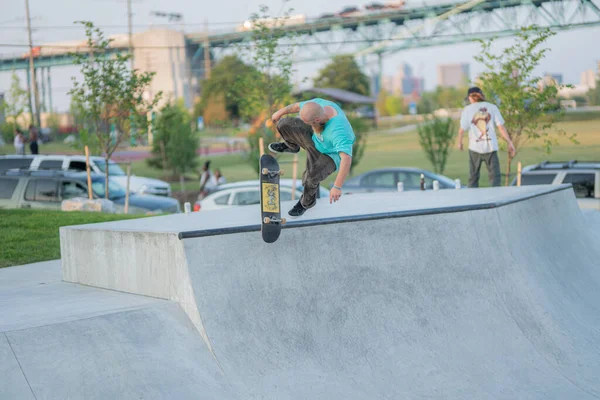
[268,142,299,154]
[288,200,307,217]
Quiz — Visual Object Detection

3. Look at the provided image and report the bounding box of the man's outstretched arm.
[272,103,300,123]
[330,152,352,204]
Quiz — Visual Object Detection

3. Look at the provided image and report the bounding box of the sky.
[1,0,599,112]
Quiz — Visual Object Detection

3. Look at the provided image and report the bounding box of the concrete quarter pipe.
[3,184,600,399]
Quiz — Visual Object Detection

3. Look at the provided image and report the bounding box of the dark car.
[339,167,459,194]
[0,170,181,214]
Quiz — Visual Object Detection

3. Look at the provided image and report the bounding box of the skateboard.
[259,154,286,243]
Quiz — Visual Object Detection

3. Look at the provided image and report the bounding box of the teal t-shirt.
[298,98,356,170]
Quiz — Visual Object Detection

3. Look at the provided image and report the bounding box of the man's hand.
[457,128,464,151]
[508,142,516,158]
[330,187,342,204]
[271,111,281,124]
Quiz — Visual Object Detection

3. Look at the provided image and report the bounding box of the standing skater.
[457,87,515,187]
[269,98,356,216]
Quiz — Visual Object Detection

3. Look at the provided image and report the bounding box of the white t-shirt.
[460,101,505,154]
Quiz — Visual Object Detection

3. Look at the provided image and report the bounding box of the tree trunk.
[504,153,513,186]
[105,155,110,199]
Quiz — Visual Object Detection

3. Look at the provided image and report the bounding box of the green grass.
[0,209,150,268]
[147,118,600,191]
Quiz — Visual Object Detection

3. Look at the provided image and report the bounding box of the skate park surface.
[2,184,600,399]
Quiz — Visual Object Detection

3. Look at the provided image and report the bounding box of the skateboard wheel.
[264,217,270,224]
[280,169,284,176]
[281,218,286,225]
[262,168,268,175]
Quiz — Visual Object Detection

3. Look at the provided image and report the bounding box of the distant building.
[384,63,425,97]
[133,29,194,109]
[581,69,597,89]
[437,63,470,88]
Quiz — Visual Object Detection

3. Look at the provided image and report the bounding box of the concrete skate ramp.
[59,185,600,399]
[0,264,237,399]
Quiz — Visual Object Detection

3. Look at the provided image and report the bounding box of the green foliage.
[474,25,578,185]
[376,91,390,117]
[346,115,370,173]
[417,116,455,174]
[199,55,258,121]
[587,80,600,106]
[232,2,298,173]
[385,95,405,116]
[1,72,30,143]
[313,55,371,96]
[68,21,162,198]
[147,100,198,177]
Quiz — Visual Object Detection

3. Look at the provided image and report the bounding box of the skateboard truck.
[263,216,287,224]
[262,168,284,178]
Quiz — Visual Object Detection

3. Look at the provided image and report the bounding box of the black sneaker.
[288,200,307,217]
[268,142,299,154]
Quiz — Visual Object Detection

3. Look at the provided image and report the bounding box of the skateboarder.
[269,98,355,216]
[456,86,515,187]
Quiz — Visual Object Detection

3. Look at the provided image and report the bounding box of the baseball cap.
[465,86,484,103]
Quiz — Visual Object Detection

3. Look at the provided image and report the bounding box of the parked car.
[0,169,181,214]
[195,179,330,211]
[510,160,600,210]
[339,167,459,194]
[0,155,172,197]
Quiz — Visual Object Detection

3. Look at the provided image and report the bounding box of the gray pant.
[469,150,501,187]
[276,118,336,208]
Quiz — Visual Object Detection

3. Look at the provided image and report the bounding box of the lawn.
[0,209,150,268]
[137,117,600,192]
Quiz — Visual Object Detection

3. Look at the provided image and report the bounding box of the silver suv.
[510,160,600,210]
[0,169,181,214]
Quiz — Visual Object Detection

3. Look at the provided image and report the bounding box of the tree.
[376,90,390,117]
[346,115,370,174]
[587,80,600,106]
[199,55,258,121]
[147,99,198,180]
[233,3,298,173]
[385,95,405,116]
[68,21,161,198]
[0,72,30,143]
[417,116,455,175]
[313,55,370,96]
[474,25,577,185]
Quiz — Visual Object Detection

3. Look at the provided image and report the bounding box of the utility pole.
[25,0,41,128]
[203,19,211,80]
[128,0,134,68]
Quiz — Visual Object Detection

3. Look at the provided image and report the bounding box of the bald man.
[269,98,356,217]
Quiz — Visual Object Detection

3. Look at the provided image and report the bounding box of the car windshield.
[95,160,126,176]
[91,179,127,200]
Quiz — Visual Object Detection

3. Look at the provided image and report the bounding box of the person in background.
[214,169,226,185]
[13,129,26,155]
[28,124,39,155]
[456,86,515,187]
[199,160,217,199]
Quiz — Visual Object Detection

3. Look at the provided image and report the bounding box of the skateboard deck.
[259,154,286,243]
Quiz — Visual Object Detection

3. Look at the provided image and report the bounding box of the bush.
[346,115,370,174]
[417,116,455,175]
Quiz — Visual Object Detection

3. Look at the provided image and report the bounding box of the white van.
[0,154,172,197]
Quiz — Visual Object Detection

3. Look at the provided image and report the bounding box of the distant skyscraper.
[581,69,597,89]
[388,63,424,97]
[437,63,470,88]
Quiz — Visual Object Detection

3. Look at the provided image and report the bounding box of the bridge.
[1,0,599,115]
[2,0,599,73]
